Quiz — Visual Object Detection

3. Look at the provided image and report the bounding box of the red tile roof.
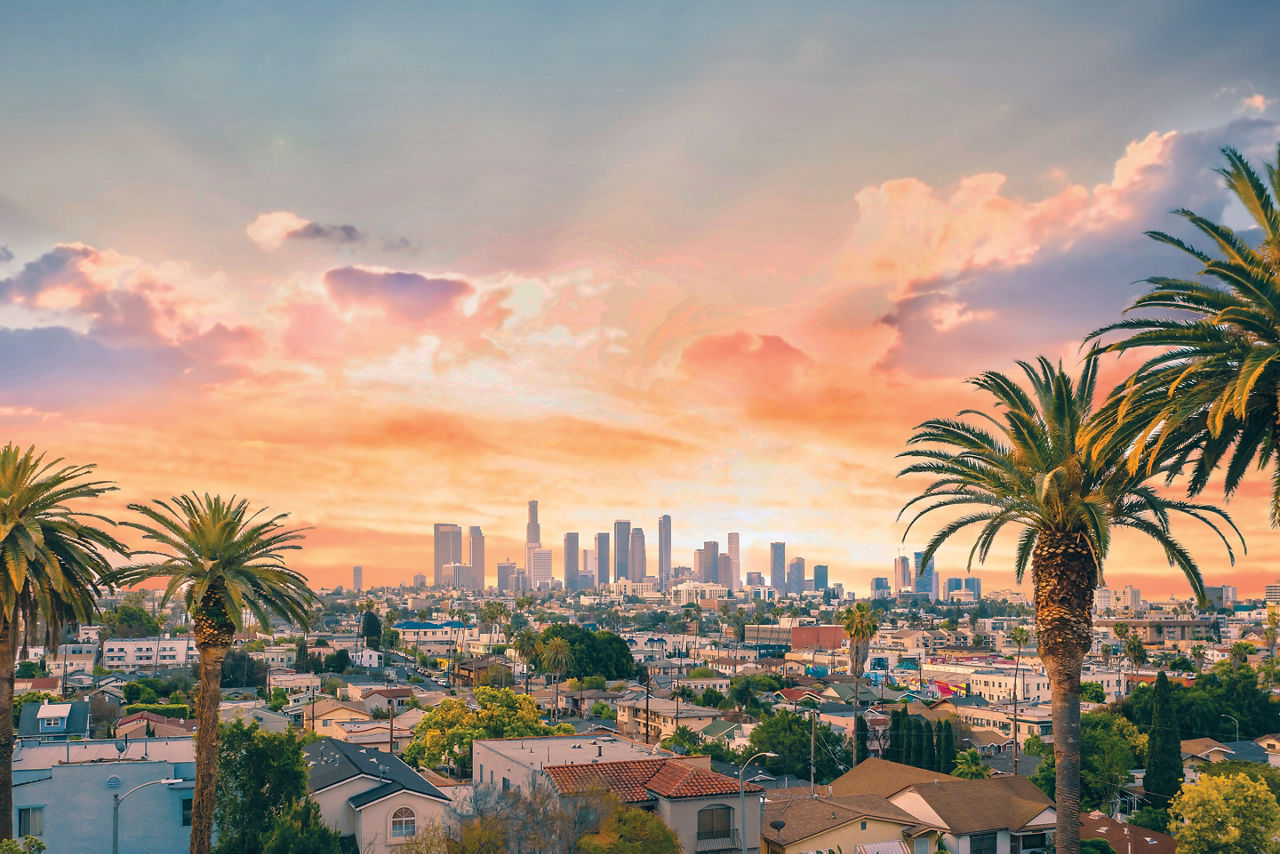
[544,758,761,804]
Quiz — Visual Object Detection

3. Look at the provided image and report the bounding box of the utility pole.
[809,709,816,797]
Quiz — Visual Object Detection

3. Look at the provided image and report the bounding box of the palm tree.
[951,748,992,779]
[540,637,574,721]
[1231,641,1256,673]
[1190,642,1206,673]
[513,628,540,694]
[1124,634,1147,684]
[1009,625,1031,775]
[0,445,125,837]
[840,603,878,739]
[117,494,317,854]
[898,356,1238,854]
[1087,145,1280,523]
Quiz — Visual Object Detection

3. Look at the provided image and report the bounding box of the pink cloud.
[322,266,471,322]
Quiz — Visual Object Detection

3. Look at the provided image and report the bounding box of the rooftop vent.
[106,775,122,790]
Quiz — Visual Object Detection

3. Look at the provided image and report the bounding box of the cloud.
[322,266,471,322]
[246,211,312,251]
[245,211,408,252]
[291,222,364,244]
[0,246,12,264]
[1240,93,1272,115]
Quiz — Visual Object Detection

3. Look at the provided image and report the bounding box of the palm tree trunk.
[1033,532,1096,854]
[1012,651,1021,776]
[0,621,15,839]
[192,644,228,854]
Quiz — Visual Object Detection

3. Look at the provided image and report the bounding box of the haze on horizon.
[3,2,1280,596]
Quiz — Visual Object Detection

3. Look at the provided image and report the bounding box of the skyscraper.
[595,532,610,586]
[964,577,982,599]
[353,565,363,592]
[629,528,647,581]
[813,564,828,590]
[718,554,731,587]
[433,524,462,587]
[700,541,720,584]
[497,560,516,593]
[895,556,912,591]
[872,577,892,598]
[412,573,425,589]
[727,532,741,591]
[582,548,596,587]
[913,551,939,600]
[770,543,786,591]
[658,515,672,592]
[614,520,631,581]
[787,557,805,595]
[467,526,485,589]
[529,548,553,589]
[564,532,580,591]
[526,500,540,547]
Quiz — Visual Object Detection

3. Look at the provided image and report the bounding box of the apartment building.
[101,636,199,670]
[615,698,725,743]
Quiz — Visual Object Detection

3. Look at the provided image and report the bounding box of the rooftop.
[473,733,672,767]
[13,737,195,769]
[544,758,762,804]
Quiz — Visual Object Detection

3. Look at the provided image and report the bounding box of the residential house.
[761,789,941,854]
[306,738,452,854]
[331,720,416,755]
[1078,812,1177,854]
[1180,737,1237,780]
[17,700,91,743]
[268,669,322,694]
[219,703,293,733]
[248,644,298,670]
[11,737,195,854]
[116,711,197,739]
[362,687,416,717]
[296,697,373,734]
[615,698,725,742]
[47,643,97,678]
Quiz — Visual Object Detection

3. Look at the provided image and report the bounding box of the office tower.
[770,543,786,590]
[564,533,580,591]
[813,564,829,590]
[787,557,805,595]
[412,573,425,589]
[467,526,485,588]
[582,548,596,587]
[1121,585,1141,610]
[718,554,731,588]
[872,577,891,599]
[913,551,939,600]
[614,520,631,581]
[433,523,462,587]
[629,528,646,582]
[526,500,540,547]
[658,515,672,592]
[746,571,764,587]
[353,565,363,592]
[595,533,610,586]
[895,556,912,591]
[1205,585,1237,609]
[945,577,963,597]
[727,532,741,591]
[529,548,553,589]
[497,560,516,593]
[699,541,719,584]
[963,577,982,599]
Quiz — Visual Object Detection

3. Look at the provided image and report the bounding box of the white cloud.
[246,211,312,251]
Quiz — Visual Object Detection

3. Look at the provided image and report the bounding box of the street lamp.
[1222,713,1240,743]
[113,777,181,854]
[739,751,777,854]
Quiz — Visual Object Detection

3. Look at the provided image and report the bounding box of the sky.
[3,2,1280,596]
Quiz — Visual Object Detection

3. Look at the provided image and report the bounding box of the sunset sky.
[3,3,1280,596]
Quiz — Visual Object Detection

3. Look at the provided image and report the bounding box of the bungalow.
[761,788,941,854]
[117,711,196,740]
[296,697,373,734]
[1180,737,1236,780]
[17,700,91,743]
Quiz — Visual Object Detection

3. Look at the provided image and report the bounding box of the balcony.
[696,830,740,851]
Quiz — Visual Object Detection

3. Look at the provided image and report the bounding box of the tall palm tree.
[1087,145,1280,522]
[951,748,992,780]
[540,637,574,721]
[1231,640,1256,674]
[840,603,878,737]
[1124,634,1147,684]
[898,356,1239,854]
[513,628,540,694]
[0,444,125,837]
[1190,642,1206,673]
[117,494,317,854]
[1009,625,1031,775]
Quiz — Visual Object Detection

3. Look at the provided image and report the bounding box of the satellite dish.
[114,740,126,755]
[770,820,786,831]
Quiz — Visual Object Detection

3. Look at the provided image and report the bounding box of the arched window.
[697,805,732,840]
[391,806,416,838]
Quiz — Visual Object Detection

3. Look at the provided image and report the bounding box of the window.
[391,807,416,838]
[18,807,43,837]
[181,798,193,827]
[860,820,867,830]
[502,777,510,792]
[697,806,732,840]
[970,832,998,854]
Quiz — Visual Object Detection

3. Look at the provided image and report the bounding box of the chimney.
[597,745,603,757]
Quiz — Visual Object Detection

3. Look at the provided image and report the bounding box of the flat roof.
[13,737,195,769]
[473,734,673,766]
[35,704,71,720]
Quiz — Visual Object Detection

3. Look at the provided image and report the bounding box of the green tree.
[840,602,879,731]
[119,494,317,854]
[899,357,1238,854]
[540,637,574,721]
[261,800,341,854]
[577,805,680,854]
[1080,841,1116,854]
[1145,672,1182,811]
[0,445,126,838]
[855,715,870,763]
[922,719,936,771]
[888,708,904,764]
[213,719,309,854]
[1169,772,1280,854]
[589,700,616,720]
[1088,146,1280,527]
[221,649,268,688]
[102,604,161,638]
[749,711,851,784]
[1010,625,1031,774]
[0,838,46,854]
[1080,682,1106,703]
[268,687,288,712]
[513,628,540,694]
[361,610,382,651]
[11,692,59,728]
[951,749,991,779]
[939,720,956,774]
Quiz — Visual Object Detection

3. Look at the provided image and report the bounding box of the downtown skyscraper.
[614,520,631,581]
[467,526,485,589]
[629,527,646,582]
[914,551,939,600]
[727,532,740,591]
[563,532,580,591]
[658,514,672,591]
[770,542,786,591]
[595,532,610,586]
[433,523,462,587]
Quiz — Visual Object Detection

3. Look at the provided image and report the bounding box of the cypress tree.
[889,708,903,763]
[940,720,957,773]
[855,715,870,763]
[1145,671,1182,809]
[908,719,923,767]
[923,719,937,770]
[934,720,944,769]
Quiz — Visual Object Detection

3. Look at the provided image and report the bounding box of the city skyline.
[2,5,1280,596]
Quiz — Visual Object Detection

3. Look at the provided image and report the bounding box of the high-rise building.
[787,557,805,595]
[412,573,425,589]
[595,533,610,586]
[564,533,580,591]
[872,577,892,599]
[963,577,982,599]
[746,571,765,587]
[529,548,553,589]
[614,520,631,581]
[582,548,596,587]
[1205,585,1237,610]
[913,552,939,600]
[433,524,462,587]
[727,532,741,591]
[1121,585,1141,611]
[945,577,963,596]
[353,565,363,592]
[497,560,516,593]
[895,556,912,591]
[718,554,731,588]
[658,515,672,592]
[467,526,485,589]
[629,528,647,581]
[526,500,540,548]
[700,541,720,584]
[770,543,786,591]
[813,564,829,590]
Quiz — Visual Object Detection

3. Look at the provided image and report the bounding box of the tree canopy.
[1169,772,1280,854]
[213,720,309,854]
[538,625,635,680]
